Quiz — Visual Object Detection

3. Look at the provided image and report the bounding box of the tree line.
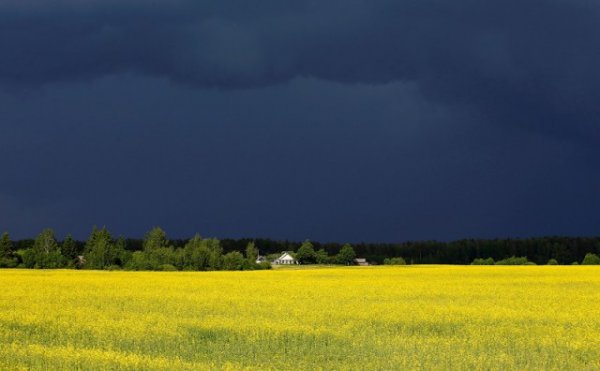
[221,236,600,265]
[0,227,274,271]
[2,228,600,270]
[0,227,361,270]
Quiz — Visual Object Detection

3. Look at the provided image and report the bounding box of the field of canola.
[1,266,600,370]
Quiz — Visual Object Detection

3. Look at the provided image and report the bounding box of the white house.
[272,252,298,265]
[354,258,369,266]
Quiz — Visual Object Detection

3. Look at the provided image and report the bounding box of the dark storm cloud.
[1,75,597,241]
[1,1,600,241]
[1,0,599,141]
[2,0,598,86]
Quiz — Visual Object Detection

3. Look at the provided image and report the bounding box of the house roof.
[274,252,296,261]
[277,252,295,260]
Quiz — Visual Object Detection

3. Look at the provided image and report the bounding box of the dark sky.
[1,0,599,242]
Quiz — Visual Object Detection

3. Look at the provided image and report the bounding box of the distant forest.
[222,236,600,265]
[2,227,600,270]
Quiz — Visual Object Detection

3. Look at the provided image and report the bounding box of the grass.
[1,266,600,370]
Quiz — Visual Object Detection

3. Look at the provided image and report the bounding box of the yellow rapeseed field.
[1,266,599,370]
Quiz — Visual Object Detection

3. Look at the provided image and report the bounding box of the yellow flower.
[1,266,599,370]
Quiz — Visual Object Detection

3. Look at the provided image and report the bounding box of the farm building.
[272,252,298,265]
[354,258,369,266]
[255,256,267,264]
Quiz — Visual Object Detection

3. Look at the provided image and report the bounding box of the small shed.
[272,252,298,265]
[75,255,86,269]
[354,258,369,266]
[255,256,267,264]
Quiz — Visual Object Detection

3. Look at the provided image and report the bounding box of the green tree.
[126,227,176,270]
[143,227,168,252]
[547,258,559,265]
[127,251,154,271]
[183,234,210,270]
[471,257,494,265]
[384,257,407,265]
[222,251,245,270]
[315,249,330,264]
[181,235,224,271]
[0,232,13,258]
[84,227,119,269]
[296,240,316,264]
[61,234,79,260]
[495,256,533,265]
[207,238,224,270]
[114,236,130,266]
[31,228,64,268]
[171,248,185,270]
[336,244,356,265]
[582,253,600,265]
[245,242,258,263]
[0,232,17,268]
[148,246,178,269]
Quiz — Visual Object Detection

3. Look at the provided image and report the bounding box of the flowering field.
[1,266,599,370]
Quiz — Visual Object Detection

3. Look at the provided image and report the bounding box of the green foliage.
[84,227,124,270]
[0,257,17,268]
[257,261,272,270]
[267,253,281,262]
[126,251,154,271]
[15,249,34,268]
[35,251,65,269]
[384,257,407,265]
[158,264,178,271]
[149,247,177,268]
[206,239,223,270]
[222,251,245,270]
[61,234,79,260]
[8,231,600,268]
[296,240,317,264]
[245,242,258,263]
[18,226,600,270]
[495,256,533,265]
[31,229,65,268]
[182,235,224,271]
[182,234,206,270]
[0,232,14,258]
[0,232,17,268]
[336,244,356,265]
[582,253,600,265]
[315,249,331,264]
[114,237,130,266]
[170,248,185,270]
[122,228,181,270]
[143,227,168,252]
[215,237,600,265]
[1,227,269,272]
[471,257,495,265]
[547,258,559,265]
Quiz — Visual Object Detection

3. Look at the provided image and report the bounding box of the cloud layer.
[1,1,599,240]
[2,1,599,142]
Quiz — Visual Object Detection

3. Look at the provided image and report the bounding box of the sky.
[1,0,599,242]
